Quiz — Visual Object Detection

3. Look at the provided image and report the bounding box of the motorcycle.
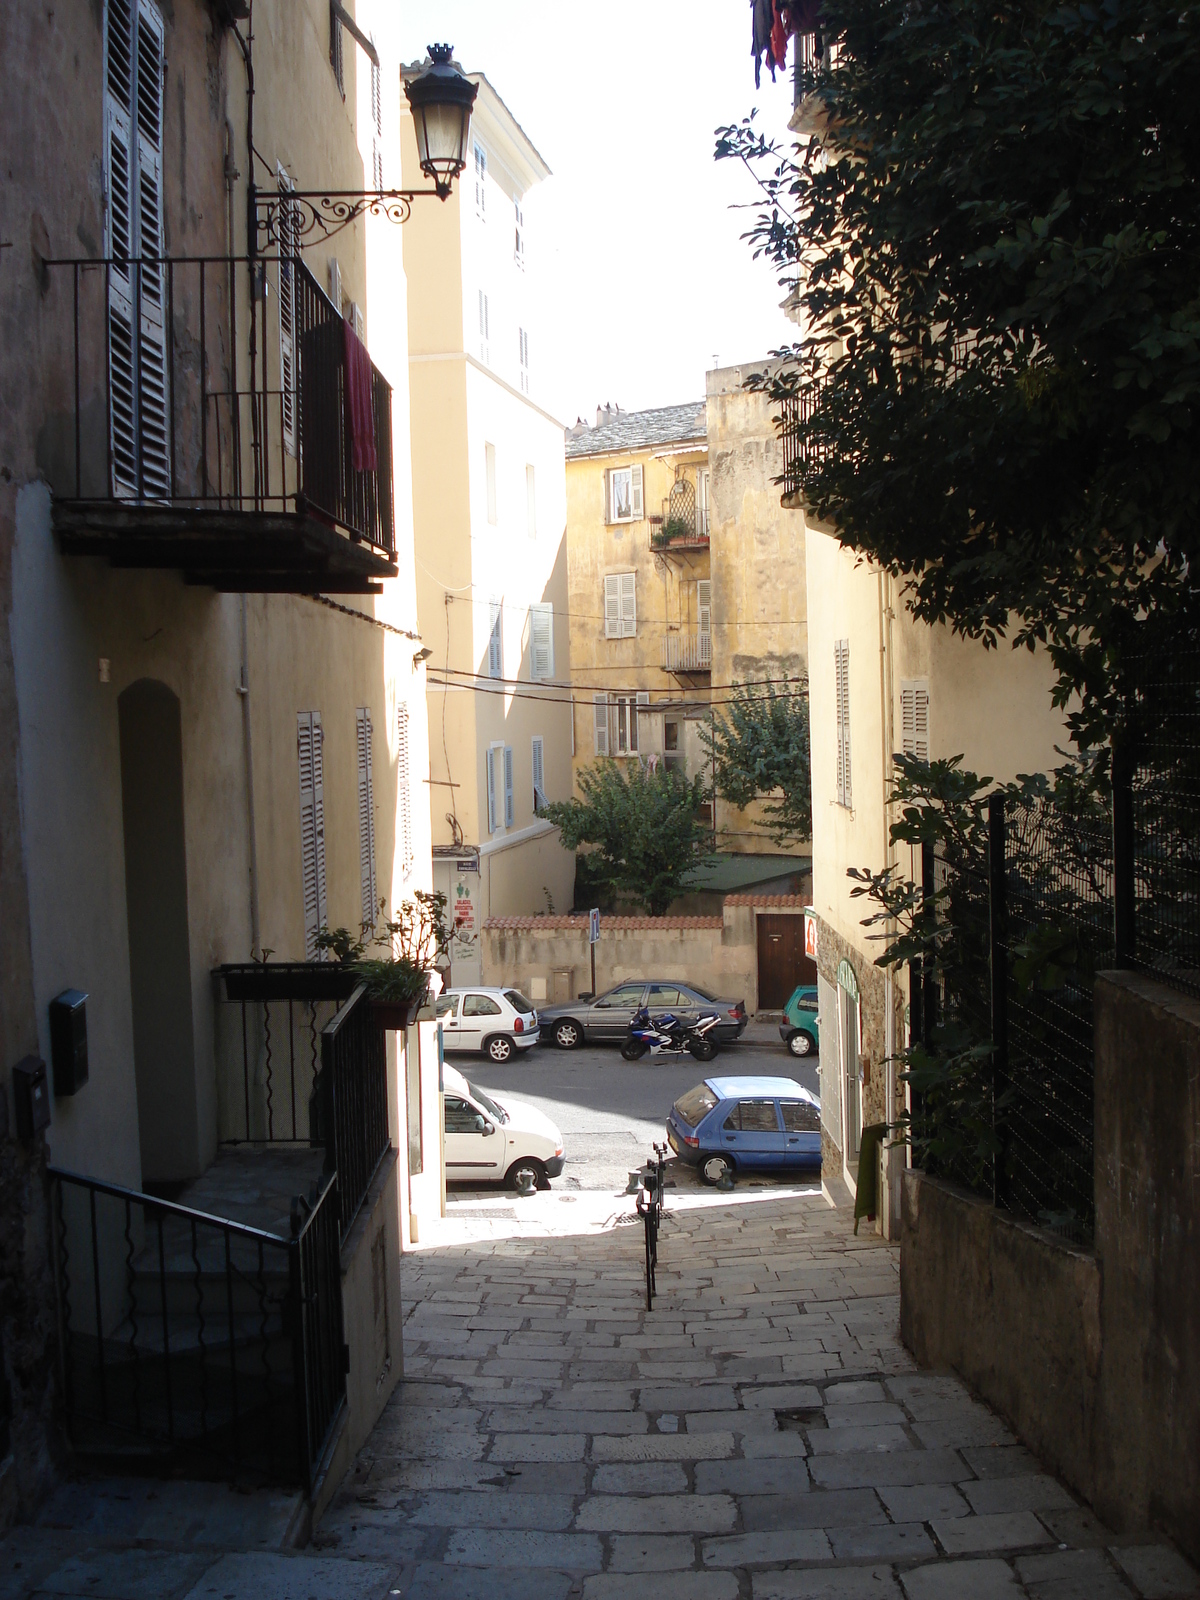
[621,1006,721,1063]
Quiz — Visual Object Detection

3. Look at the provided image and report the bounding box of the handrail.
[47,1165,290,1247]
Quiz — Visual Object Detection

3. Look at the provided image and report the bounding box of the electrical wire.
[424,675,807,711]
[431,663,808,695]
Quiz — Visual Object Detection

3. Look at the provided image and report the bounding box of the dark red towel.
[343,318,377,474]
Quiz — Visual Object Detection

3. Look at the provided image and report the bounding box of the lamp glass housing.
[404,45,478,199]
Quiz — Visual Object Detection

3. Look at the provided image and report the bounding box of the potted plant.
[315,890,449,1029]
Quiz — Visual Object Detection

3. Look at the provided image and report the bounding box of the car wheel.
[689,1039,718,1062]
[507,1157,547,1192]
[700,1154,734,1186]
[553,1019,582,1049]
[485,1034,514,1063]
[620,1040,648,1060]
[787,1029,814,1058]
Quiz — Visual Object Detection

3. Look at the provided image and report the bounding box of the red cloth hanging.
[343,318,377,474]
[771,0,789,74]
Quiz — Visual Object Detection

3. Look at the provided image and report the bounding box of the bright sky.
[398,1,799,423]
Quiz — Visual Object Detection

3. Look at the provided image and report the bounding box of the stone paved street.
[3,1188,1198,1599]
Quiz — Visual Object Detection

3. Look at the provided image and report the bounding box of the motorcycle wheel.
[689,1039,718,1062]
[621,1041,649,1060]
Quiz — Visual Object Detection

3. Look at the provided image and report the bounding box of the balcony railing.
[43,256,396,590]
[780,384,832,505]
[662,631,713,672]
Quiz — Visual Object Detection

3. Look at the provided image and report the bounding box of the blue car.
[666,1074,822,1186]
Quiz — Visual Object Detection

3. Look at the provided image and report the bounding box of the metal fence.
[319,984,391,1240]
[48,1165,345,1491]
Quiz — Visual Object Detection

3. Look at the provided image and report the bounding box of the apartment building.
[401,69,575,979]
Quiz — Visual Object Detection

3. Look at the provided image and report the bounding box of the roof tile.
[565,401,706,459]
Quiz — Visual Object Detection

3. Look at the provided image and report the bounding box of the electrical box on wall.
[13,1056,51,1140]
[50,989,89,1096]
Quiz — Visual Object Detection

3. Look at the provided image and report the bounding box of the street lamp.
[404,45,479,200]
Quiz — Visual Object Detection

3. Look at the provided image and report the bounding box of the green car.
[779,985,819,1057]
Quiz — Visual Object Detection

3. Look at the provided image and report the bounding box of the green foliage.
[716,0,1200,742]
[314,890,450,1004]
[700,677,812,846]
[541,760,713,916]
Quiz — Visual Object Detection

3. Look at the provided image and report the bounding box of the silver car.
[537,981,748,1050]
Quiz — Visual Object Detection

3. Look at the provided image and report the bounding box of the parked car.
[538,981,748,1050]
[779,985,820,1057]
[442,1063,564,1189]
[665,1074,821,1185]
[435,987,539,1063]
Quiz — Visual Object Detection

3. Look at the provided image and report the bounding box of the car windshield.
[673,1084,718,1127]
[504,990,534,1013]
[469,1083,509,1125]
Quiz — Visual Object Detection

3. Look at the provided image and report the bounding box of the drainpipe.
[238,594,261,959]
[879,567,897,1236]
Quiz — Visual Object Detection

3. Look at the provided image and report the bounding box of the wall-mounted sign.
[588,908,601,945]
[804,906,818,961]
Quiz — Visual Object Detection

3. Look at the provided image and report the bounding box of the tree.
[700,678,812,845]
[540,760,713,916]
[717,0,1200,747]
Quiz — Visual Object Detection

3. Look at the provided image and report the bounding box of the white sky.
[398,0,799,423]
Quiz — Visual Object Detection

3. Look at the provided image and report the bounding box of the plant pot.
[370,998,422,1031]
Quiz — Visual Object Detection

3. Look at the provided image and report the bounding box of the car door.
[444,1094,504,1176]
[588,983,647,1040]
[459,992,502,1051]
[719,1099,786,1170]
[437,992,463,1051]
[780,1098,822,1167]
[646,984,686,1025]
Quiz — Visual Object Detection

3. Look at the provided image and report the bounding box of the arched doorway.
[118,679,199,1185]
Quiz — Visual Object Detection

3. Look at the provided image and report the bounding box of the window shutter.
[104,94,137,497]
[697,580,712,635]
[298,712,328,958]
[634,691,649,754]
[604,575,621,639]
[397,702,413,878]
[277,168,298,457]
[593,694,609,755]
[134,0,169,498]
[328,256,342,313]
[900,681,930,763]
[357,708,378,932]
[835,641,852,808]
[530,603,553,680]
[620,572,636,637]
[532,736,545,812]
[631,463,643,519]
[504,746,514,828]
[486,748,497,832]
[488,600,502,678]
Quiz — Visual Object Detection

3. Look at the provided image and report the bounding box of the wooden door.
[757,915,818,1009]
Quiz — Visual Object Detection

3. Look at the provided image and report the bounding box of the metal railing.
[48,1165,345,1491]
[319,984,391,1239]
[661,632,713,672]
[779,384,831,503]
[44,256,394,553]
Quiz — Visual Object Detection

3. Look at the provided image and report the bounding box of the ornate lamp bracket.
[253,186,443,250]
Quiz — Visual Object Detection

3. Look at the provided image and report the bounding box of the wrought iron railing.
[319,984,391,1239]
[661,632,713,672]
[779,384,831,503]
[48,1165,345,1491]
[43,256,394,554]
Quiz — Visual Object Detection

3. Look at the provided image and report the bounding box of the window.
[519,327,530,393]
[474,142,487,215]
[526,463,536,537]
[397,702,413,879]
[445,1097,484,1133]
[104,0,170,499]
[479,290,490,365]
[664,720,679,752]
[435,994,459,1018]
[614,694,640,755]
[485,440,497,522]
[276,167,300,458]
[370,46,383,187]
[606,464,643,524]
[485,746,513,831]
[604,573,636,638]
[404,1026,422,1175]
[514,198,525,265]
[648,985,684,1006]
[835,639,852,808]
[697,468,711,538]
[531,736,546,813]
[593,694,609,756]
[329,0,344,96]
[356,707,377,933]
[462,993,502,1017]
[297,711,328,959]
[505,990,534,1012]
[596,985,646,1008]
[900,680,930,763]
[673,1084,717,1127]
[487,600,502,678]
[529,603,554,680]
[781,1100,821,1133]
[723,1101,782,1133]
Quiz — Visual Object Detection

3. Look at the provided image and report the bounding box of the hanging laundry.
[751,0,775,86]
[343,317,377,474]
[771,0,790,77]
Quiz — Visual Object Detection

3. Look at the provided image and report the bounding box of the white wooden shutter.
[328,257,342,312]
[357,708,378,932]
[504,747,514,828]
[488,600,502,677]
[298,712,329,958]
[532,736,545,811]
[901,681,930,763]
[133,0,169,499]
[620,572,636,637]
[835,641,852,808]
[530,603,554,680]
[604,575,621,639]
[486,748,497,832]
[593,694,609,755]
[277,167,298,457]
[697,580,712,635]
[631,463,643,519]
[397,702,413,879]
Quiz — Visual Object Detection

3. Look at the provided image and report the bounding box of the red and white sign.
[804,907,818,961]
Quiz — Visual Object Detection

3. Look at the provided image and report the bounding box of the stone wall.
[901,970,1200,1564]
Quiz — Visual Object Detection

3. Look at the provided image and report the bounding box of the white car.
[442,1063,565,1189]
[435,987,540,1063]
